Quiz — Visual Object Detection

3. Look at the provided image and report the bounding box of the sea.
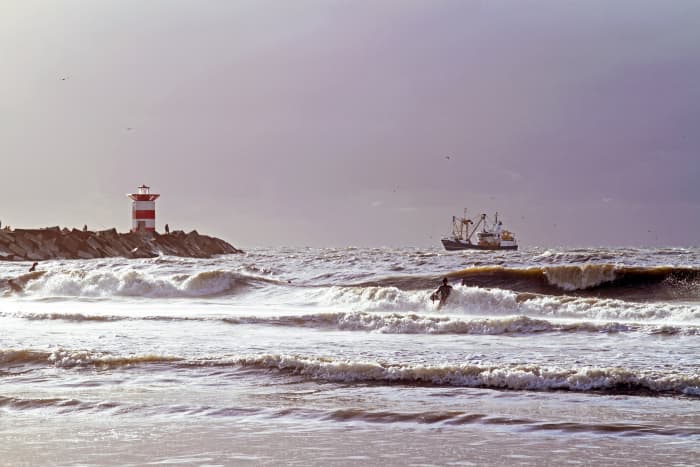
[1,246,698,466]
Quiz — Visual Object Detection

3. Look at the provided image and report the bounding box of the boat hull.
[441,238,518,251]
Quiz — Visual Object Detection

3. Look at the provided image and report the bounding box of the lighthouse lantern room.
[127,184,160,232]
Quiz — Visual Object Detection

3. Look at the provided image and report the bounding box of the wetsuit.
[437,284,452,301]
[432,284,452,309]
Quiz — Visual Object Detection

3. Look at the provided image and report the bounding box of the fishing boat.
[441,210,518,251]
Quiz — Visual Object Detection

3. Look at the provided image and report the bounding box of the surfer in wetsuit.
[28,262,38,272]
[431,277,453,309]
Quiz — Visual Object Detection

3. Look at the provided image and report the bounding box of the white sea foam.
[7,268,700,323]
[6,309,696,335]
[4,347,698,395]
[543,264,618,291]
[210,354,700,395]
[5,312,125,322]
[18,269,260,298]
[229,312,695,335]
[0,348,181,368]
[515,292,700,322]
[46,349,181,368]
[307,284,700,323]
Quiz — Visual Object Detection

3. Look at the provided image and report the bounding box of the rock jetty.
[0,227,241,261]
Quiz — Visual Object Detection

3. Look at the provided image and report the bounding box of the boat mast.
[468,214,486,241]
[462,209,467,240]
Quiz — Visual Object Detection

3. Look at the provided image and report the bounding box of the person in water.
[28,262,38,272]
[431,277,452,309]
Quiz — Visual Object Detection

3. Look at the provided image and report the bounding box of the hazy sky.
[2,0,699,248]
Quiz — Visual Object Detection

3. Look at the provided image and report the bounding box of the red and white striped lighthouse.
[127,184,160,232]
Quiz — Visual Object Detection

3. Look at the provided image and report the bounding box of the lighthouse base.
[0,228,242,261]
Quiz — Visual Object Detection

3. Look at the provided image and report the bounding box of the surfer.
[28,262,38,272]
[430,277,452,309]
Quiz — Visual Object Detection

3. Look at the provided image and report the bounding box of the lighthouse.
[127,184,160,232]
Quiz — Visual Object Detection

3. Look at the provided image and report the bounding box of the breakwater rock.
[0,227,242,261]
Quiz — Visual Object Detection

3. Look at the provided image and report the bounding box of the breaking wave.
[3,262,698,303]
[7,308,699,334]
[4,349,697,396]
[5,284,700,327]
[357,265,700,299]
[311,285,700,322]
[0,348,53,366]
[224,312,699,335]
[213,354,700,396]
[0,348,180,369]
[4,312,125,322]
[1,269,272,298]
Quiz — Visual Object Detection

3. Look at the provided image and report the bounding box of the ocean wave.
[0,349,52,366]
[2,393,696,435]
[325,409,700,435]
[1,311,207,323]
[5,309,697,335]
[0,395,120,413]
[310,284,700,322]
[5,278,699,324]
[4,312,126,322]
[227,312,699,336]
[3,349,697,396]
[47,350,181,368]
[1,269,272,298]
[356,265,700,298]
[458,264,700,297]
[211,354,700,396]
[3,262,698,303]
[0,348,181,369]
[542,264,617,290]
